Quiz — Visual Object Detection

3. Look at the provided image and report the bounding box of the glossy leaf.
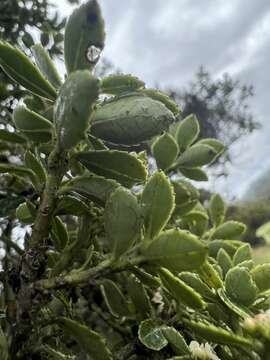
[211,221,246,240]
[178,272,216,301]
[180,167,208,181]
[209,193,226,227]
[51,217,69,251]
[127,275,152,318]
[59,174,119,206]
[54,70,99,150]
[251,264,270,292]
[141,171,175,239]
[138,319,168,351]
[56,195,91,216]
[225,267,257,306]
[175,114,199,152]
[58,317,112,360]
[159,267,206,309]
[197,138,225,155]
[162,327,190,356]
[101,74,145,95]
[140,88,180,115]
[32,44,62,88]
[152,133,179,170]
[25,150,46,184]
[217,249,233,276]
[91,95,175,145]
[100,279,130,317]
[13,105,53,143]
[104,187,142,258]
[0,41,57,100]
[233,244,252,265]
[141,229,207,272]
[0,129,26,144]
[76,150,147,187]
[176,144,218,168]
[186,320,252,347]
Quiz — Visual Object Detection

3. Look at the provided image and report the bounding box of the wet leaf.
[64,0,105,73]
[138,319,168,351]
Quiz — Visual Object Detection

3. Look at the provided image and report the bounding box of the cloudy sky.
[59,0,270,200]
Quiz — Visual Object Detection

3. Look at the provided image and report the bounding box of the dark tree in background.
[168,66,260,175]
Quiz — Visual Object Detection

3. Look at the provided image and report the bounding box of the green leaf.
[251,264,270,292]
[32,44,62,88]
[58,317,112,360]
[54,70,99,150]
[175,114,200,152]
[101,74,145,95]
[225,267,257,306]
[100,279,130,317]
[217,249,233,276]
[127,275,152,318]
[139,88,180,116]
[104,187,142,259]
[256,221,270,244]
[141,172,175,239]
[56,195,90,216]
[16,202,34,224]
[197,138,225,155]
[0,326,8,360]
[51,217,69,251]
[25,150,47,185]
[180,210,209,237]
[59,174,119,206]
[0,129,26,144]
[138,319,168,351]
[209,193,226,227]
[64,0,105,73]
[172,180,199,216]
[76,150,147,187]
[238,260,254,270]
[211,221,246,240]
[217,288,251,318]
[141,229,207,272]
[152,133,179,170]
[91,95,175,145]
[159,267,206,309]
[162,327,190,356]
[180,167,208,181]
[0,41,57,100]
[233,244,252,265]
[178,272,216,301]
[0,163,36,186]
[176,144,218,168]
[209,240,240,258]
[198,260,223,289]
[185,320,252,347]
[131,266,161,288]
[13,105,53,143]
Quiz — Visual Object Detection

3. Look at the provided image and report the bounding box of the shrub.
[0,1,270,359]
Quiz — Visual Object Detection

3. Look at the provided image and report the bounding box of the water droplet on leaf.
[86,45,102,63]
